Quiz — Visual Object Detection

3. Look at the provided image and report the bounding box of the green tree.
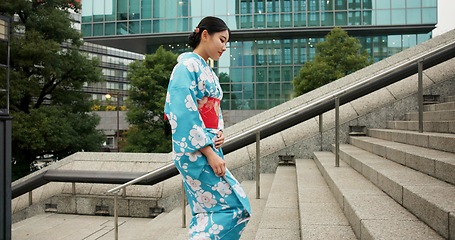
[123,46,177,153]
[293,27,372,96]
[0,0,106,180]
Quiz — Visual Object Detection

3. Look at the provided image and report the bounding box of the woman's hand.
[215,130,224,149]
[200,146,225,176]
[206,153,226,176]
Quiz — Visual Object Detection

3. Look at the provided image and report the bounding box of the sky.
[433,0,455,36]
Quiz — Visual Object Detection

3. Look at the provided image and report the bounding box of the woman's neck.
[193,48,208,61]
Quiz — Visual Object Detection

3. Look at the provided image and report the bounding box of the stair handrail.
[103,37,455,240]
[106,37,455,196]
[7,31,453,240]
[224,38,455,149]
[11,36,453,203]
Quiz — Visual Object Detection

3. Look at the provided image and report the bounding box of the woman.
[164,16,251,239]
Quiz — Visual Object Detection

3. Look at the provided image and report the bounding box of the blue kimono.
[164,52,251,239]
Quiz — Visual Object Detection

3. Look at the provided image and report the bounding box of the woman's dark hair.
[188,16,231,49]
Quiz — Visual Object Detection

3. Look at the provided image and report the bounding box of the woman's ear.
[201,29,209,42]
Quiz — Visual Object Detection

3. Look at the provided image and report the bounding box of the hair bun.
[188,32,199,49]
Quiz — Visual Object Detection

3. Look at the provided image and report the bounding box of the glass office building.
[79,40,144,152]
[81,0,437,113]
[80,42,144,106]
[70,9,145,106]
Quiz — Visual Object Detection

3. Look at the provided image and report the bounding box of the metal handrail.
[10,36,453,203]
[6,32,453,240]
[106,36,455,195]
[223,38,455,150]
[102,37,455,240]
[105,38,455,239]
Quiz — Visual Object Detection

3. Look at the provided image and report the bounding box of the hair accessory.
[194,27,200,33]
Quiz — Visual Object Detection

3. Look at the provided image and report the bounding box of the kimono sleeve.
[164,66,214,153]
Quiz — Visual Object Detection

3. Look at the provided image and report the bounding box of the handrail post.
[335,97,340,167]
[181,182,186,228]
[114,192,119,240]
[319,114,323,151]
[255,131,261,199]
[28,191,32,206]
[418,60,424,133]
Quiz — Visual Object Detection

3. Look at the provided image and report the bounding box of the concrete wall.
[223,110,264,127]
[11,152,172,222]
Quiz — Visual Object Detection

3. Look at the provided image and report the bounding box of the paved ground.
[12,213,154,240]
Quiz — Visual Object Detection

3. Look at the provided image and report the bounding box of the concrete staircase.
[11,97,454,239]
[104,164,353,239]
[312,95,455,239]
[149,96,455,239]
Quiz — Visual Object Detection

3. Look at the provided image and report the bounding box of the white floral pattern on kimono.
[164,52,251,240]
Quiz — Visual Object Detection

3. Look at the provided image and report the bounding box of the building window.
[80,0,436,112]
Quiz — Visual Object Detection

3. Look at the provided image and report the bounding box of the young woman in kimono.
[164,16,251,239]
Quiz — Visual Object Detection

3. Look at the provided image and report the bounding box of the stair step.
[424,101,455,111]
[444,96,455,103]
[406,110,455,121]
[94,216,156,240]
[12,214,154,240]
[240,174,275,240]
[116,206,184,239]
[337,144,455,239]
[11,213,55,230]
[386,120,455,133]
[368,128,455,153]
[13,214,97,240]
[158,206,192,240]
[349,135,455,184]
[254,166,300,240]
[313,151,443,239]
[295,159,356,239]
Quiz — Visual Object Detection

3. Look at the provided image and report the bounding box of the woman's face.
[200,29,229,61]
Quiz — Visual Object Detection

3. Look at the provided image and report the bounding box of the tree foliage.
[293,27,372,96]
[0,0,106,180]
[123,46,177,153]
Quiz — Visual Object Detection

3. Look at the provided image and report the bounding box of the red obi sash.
[198,97,220,129]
